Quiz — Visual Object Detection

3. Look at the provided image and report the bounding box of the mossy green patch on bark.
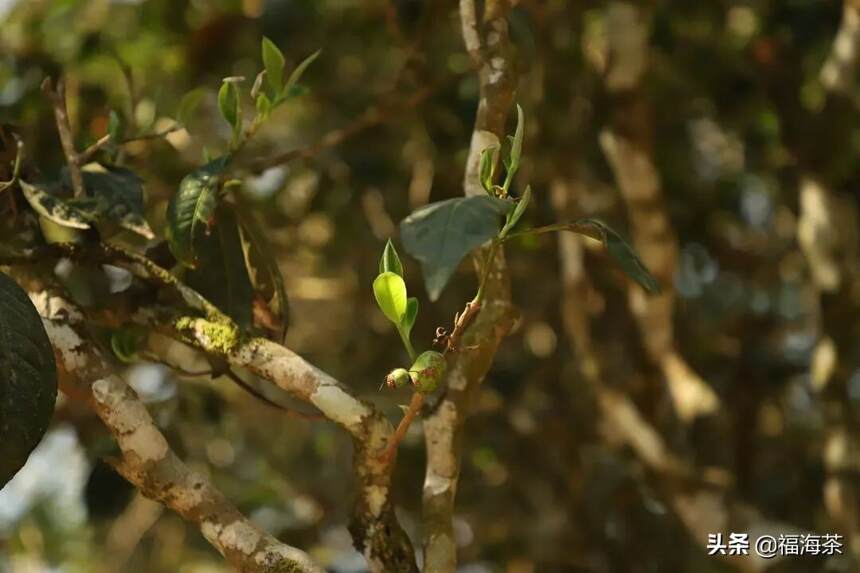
[174,316,241,354]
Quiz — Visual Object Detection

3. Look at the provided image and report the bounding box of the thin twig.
[242,73,458,173]
[380,392,425,463]
[77,124,184,165]
[42,76,86,197]
[77,134,112,164]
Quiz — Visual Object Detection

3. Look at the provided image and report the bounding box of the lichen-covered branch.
[24,285,323,573]
[421,2,518,571]
[171,318,418,572]
[599,1,718,422]
[2,248,418,572]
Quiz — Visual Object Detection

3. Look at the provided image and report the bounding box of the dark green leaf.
[166,157,228,267]
[400,196,511,300]
[0,271,58,488]
[568,218,660,294]
[373,271,407,324]
[235,202,289,341]
[186,208,255,329]
[19,180,91,230]
[379,239,404,277]
[261,37,285,96]
[69,164,154,239]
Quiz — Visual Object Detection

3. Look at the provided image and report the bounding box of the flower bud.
[385,368,411,389]
[408,350,446,393]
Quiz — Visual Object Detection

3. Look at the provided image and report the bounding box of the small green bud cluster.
[384,350,446,394]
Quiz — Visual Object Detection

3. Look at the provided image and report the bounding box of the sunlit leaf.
[256,93,272,119]
[218,80,241,136]
[0,271,58,488]
[400,196,511,300]
[402,296,419,336]
[19,180,90,230]
[503,104,525,185]
[166,157,228,267]
[261,37,285,96]
[379,238,404,277]
[500,185,531,238]
[373,271,408,324]
[479,145,499,194]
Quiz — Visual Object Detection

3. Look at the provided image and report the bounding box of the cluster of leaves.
[0,37,320,480]
[373,239,419,360]
[372,242,445,395]
[396,105,660,303]
[372,106,658,409]
[164,38,319,335]
[216,40,319,150]
[20,165,155,243]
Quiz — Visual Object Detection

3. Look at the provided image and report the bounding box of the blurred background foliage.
[1,0,860,572]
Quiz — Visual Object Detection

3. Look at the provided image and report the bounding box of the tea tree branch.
[42,77,86,198]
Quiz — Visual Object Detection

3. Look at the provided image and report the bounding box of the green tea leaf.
[402,296,419,336]
[373,271,408,324]
[218,80,241,132]
[186,208,255,329]
[256,93,272,119]
[261,37,285,96]
[379,239,404,277]
[19,180,91,230]
[400,196,511,300]
[166,157,228,267]
[110,325,148,363]
[282,49,321,99]
[503,104,525,186]
[235,202,290,341]
[177,88,205,126]
[0,271,58,488]
[479,145,498,194]
[69,164,155,239]
[500,185,531,238]
[568,218,660,294]
[107,110,123,143]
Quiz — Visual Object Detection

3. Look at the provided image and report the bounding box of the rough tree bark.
[2,246,418,571]
[21,280,323,573]
[421,1,518,571]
